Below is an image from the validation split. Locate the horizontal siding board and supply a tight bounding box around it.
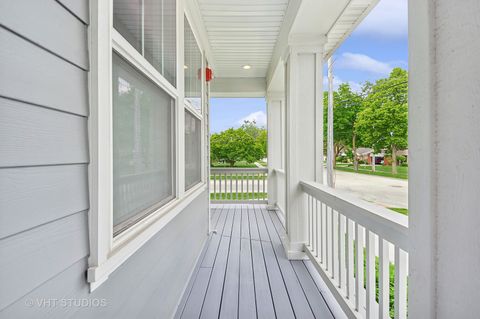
[1,192,209,318]
[0,258,90,319]
[0,28,88,116]
[0,0,88,69]
[0,211,89,310]
[56,0,89,24]
[0,97,89,167]
[0,164,89,239]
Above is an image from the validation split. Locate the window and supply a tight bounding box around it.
[112,53,175,235]
[88,0,207,291]
[185,110,202,189]
[113,0,177,85]
[184,16,202,112]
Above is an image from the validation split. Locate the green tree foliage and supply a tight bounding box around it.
[240,120,267,158]
[323,83,364,169]
[355,68,408,174]
[210,121,266,167]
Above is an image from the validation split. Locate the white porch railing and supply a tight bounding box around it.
[300,181,409,319]
[210,168,268,203]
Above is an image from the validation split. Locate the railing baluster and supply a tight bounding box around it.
[313,198,317,256]
[332,210,339,280]
[307,195,313,249]
[316,200,320,259]
[366,229,376,318]
[394,246,408,319]
[229,172,233,200]
[246,173,249,200]
[299,181,408,319]
[326,205,332,272]
[219,173,222,200]
[355,223,365,312]
[263,172,266,200]
[235,173,238,200]
[379,238,390,319]
[322,203,327,266]
[213,172,216,200]
[339,214,346,292]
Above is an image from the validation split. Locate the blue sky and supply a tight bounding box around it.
[210,0,408,133]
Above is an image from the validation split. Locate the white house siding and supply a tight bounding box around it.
[0,1,209,318]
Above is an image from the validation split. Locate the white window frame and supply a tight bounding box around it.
[184,13,204,118]
[87,0,207,291]
[184,12,206,190]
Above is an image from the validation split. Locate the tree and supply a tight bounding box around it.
[210,128,263,167]
[355,68,408,174]
[240,120,267,159]
[323,83,364,170]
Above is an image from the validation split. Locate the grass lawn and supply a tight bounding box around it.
[210,192,267,200]
[211,161,258,168]
[335,163,408,179]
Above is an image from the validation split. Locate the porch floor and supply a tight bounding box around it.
[175,204,335,319]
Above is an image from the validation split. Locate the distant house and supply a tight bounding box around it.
[356,147,384,164]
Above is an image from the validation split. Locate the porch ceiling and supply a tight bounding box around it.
[195,0,380,97]
[198,0,288,78]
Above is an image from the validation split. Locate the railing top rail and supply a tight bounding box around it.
[272,168,285,175]
[300,180,409,251]
[211,167,268,173]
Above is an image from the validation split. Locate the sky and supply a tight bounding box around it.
[210,0,408,133]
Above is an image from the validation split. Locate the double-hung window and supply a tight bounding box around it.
[111,0,177,234]
[88,0,206,291]
[184,16,203,190]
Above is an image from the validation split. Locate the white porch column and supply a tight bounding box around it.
[266,92,284,208]
[409,0,480,317]
[283,34,325,259]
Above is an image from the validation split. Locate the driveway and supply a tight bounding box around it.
[331,169,408,209]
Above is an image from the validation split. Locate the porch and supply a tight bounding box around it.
[175,204,335,319]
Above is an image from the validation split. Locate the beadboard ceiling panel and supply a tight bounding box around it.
[198,0,289,78]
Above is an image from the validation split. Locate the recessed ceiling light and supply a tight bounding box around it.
[242,65,251,70]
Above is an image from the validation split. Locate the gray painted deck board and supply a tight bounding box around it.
[262,208,316,319]
[251,239,276,319]
[261,240,296,319]
[239,238,256,319]
[291,261,334,319]
[240,205,250,239]
[177,204,334,319]
[202,206,228,268]
[247,206,260,241]
[254,206,271,242]
[179,267,212,319]
[231,208,242,238]
[200,236,231,319]
[220,236,241,319]
[222,206,235,237]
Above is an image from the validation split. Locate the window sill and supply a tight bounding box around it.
[87,183,207,291]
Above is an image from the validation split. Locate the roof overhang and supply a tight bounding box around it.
[187,0,380,97]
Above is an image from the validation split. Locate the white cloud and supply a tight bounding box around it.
[336,52,393,76]
[237,111,267,127]
[355,0,408,38]
[323,75,363,93]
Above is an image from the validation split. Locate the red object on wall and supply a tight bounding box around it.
[205,67,213,82]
